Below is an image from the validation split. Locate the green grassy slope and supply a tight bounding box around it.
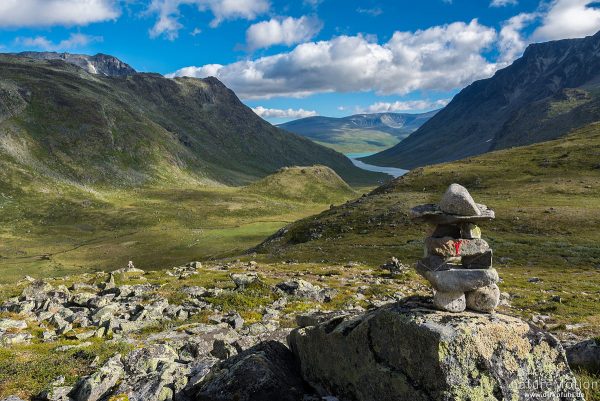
[244,165,356,203]
[0,175,360,283]
[0,54,384,186]
[254,122,600,333]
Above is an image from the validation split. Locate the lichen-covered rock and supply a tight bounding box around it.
[439,183,481,216]
[193,341,312,401]
[274,279,336,302]
[230,273,260,289]
[433,291,466,312]
[69,354,124,401]
[21,280,54,300]
[288,298,583,401]
[425,237,490,258]
[416,265,499,293]
[465,284,500,313]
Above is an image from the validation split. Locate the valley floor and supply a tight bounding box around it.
[0,184,362,283]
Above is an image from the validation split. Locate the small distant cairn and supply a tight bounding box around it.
[410,184,500,313]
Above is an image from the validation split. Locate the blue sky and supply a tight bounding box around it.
[1,0,599,123]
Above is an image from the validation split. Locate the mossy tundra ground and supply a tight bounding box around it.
[1,125,600,398]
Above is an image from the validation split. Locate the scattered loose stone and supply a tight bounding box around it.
[379,257,408,274]
[230,273,260,289]
[0,319,27,330]
[69,354,124,401]
[274,279,336,302]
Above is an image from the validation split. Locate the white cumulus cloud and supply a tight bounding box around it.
[147,0,270,40]
[498,12,538,64]
[252,106,318,119]
[15,33,103,51]
[496,0,600,65]
[169,19,498,99]
[532,0,600,41]
[490,0,518,7]
[0,0,120,27]
[246,16,322,50]
[360,99,450,113]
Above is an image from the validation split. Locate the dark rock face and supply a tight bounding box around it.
[566,339,600,374]
[192,341,312,401]
[289,299,584,401]
[364,30,600,169]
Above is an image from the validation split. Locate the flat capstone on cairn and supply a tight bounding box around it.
[410,183,500,313]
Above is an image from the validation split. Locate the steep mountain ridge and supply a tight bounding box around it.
[0,54,382,187]
[13,51,137,77]
[364,31,600,169]
[278,111,437,153]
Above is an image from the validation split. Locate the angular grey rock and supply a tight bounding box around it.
[70,292,95,307]
[433,291,466,312]
[465,284,500,313]
[418,255,453,272]
[461,249,493,269]
[439,183,481,216]
[379,257,408,274]
[295,311,350,328]
[425,237,489,258]
[69,354,124,401]
[124,344,178,375]
[410,203,495,224]
[223,312,244,330]
[1,396,26,401]
[230,273,260,289]
[193,341,311,401]
[460,223,482,239]
[38,385,73,401]
[566,339,600,373]
[21,280,53,300]
[49,314,72,335]
[0,319,27,330]
[275,279,336,302]
[210,339,239,360]
[416,265,499,293]
[288,299,584,401]
[0,332,32,345]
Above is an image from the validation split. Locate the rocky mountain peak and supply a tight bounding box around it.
[13,51,136,77]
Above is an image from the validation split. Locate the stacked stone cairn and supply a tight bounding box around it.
[410,183,500,313]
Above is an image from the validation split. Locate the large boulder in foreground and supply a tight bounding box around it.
[193,340,312,401]
[288,298,583,401]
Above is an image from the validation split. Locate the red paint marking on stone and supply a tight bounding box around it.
[454,240,463,256]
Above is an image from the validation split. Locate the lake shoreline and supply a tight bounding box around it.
[346,152,408,179]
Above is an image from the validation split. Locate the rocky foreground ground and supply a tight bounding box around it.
[0,260,597,400]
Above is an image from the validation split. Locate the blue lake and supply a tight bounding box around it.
[346,152,408,179]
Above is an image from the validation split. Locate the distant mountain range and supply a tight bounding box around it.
[364,30,600,169]
[278,111,438,154]
[0,53,383,187]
